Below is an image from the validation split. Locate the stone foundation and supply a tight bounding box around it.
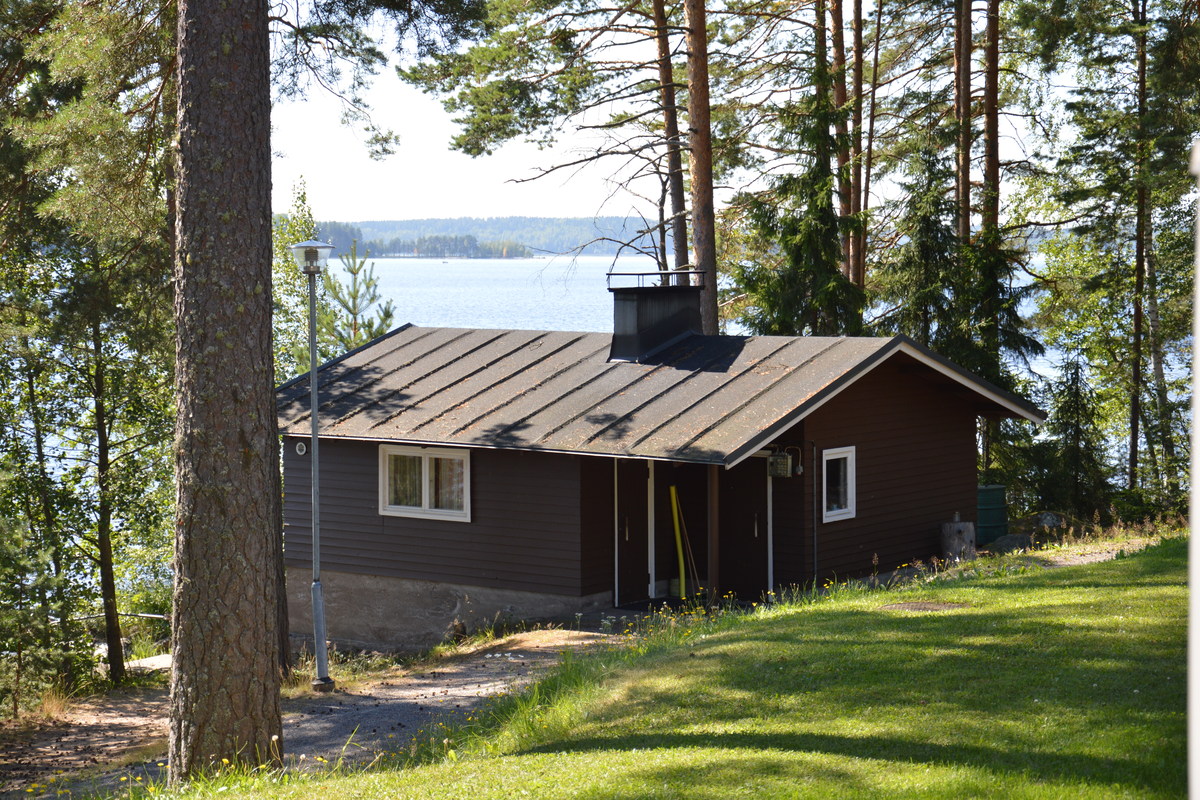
[285,567,612,653]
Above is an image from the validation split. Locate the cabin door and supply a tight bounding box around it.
[614,459,650,606]
[719,457,770,600]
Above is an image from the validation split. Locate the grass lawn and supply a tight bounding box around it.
[147,534,1187,799]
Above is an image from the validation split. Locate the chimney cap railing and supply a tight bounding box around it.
[606,269,706,290]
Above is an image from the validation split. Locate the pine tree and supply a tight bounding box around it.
[170,0,283,776]
[320,241,396,353]
[0,517,61,718]
[1014,0,1199,494]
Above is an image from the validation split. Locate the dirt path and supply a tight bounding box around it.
[1,629,611,799]
[1015,535,1157,568]
[281,628,610,768]
[0,689,168,796]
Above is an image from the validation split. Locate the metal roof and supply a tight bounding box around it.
[276,326,1044,467]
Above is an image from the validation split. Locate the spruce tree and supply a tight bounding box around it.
[872,133,960,348]
[1040,356,1113,519]
[730,0,862,337]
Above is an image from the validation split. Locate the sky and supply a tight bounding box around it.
[271,70,638,223]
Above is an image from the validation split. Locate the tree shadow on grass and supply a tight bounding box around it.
[523,540,1186,796]
[524,730,1148,791]
[688,539,1188,715]
[664,597,1185,720]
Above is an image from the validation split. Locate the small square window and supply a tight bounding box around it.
[379,445,470,521]
[822,446,856,522]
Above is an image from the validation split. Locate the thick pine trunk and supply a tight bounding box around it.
[814,0,832,334]
[860,0,884,287]
[1127,0,1147,491]
[169,0,283,780]
[954,0,972,246]
[683,0,719,333]
[980,0,1001,375]
[829,0,851,279]
[651,0,690,275]
[982,0,999,239]
[91,320,126,686]
[849,0,865,288]
[976,0,1003,466]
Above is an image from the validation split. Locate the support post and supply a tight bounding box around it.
[766,467,774,592]
[647,461,656,600]
[707,464,720,602]
[613,459,620,606]
[308,271,334,692]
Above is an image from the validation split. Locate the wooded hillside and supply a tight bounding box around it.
[319,217,665,257]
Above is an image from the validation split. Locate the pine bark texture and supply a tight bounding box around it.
[1128,0,1147,489]
[954,0,972,244]
[683,0,719,333]
[829,0,851,278]
[651,0,690,275]
[861,0,883,286]
[91,321,125,686]
[849,0,865,288]
[983,0,1000,237]
[169,0,283,780]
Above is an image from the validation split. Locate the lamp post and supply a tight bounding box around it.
[290,239,336,692]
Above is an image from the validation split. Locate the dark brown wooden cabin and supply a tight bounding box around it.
[276,286,1043,650]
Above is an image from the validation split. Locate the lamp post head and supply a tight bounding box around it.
[290,240,334,275]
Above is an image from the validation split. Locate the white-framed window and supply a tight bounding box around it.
[379,445,471,522]
[822,446,856,523]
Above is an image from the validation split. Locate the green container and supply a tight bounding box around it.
[977,485,1008,545]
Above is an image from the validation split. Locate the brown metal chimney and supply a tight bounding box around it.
[608,282,703,362]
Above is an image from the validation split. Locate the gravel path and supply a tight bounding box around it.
[1,629,611,798]
[282,629,609,766]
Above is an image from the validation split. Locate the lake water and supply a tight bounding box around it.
[335,254,659,332]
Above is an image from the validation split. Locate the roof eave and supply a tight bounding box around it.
[892,338,1047,424]
[722,336,1045,469]
[279,430,730,466]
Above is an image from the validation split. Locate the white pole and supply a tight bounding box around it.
[1186,143,1199,797]
[766,467,774,593]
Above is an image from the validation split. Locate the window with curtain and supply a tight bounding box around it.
[379,445,470,521]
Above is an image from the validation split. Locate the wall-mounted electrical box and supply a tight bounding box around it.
[767,452,793,478]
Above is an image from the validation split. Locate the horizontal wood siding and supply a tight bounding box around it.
[769,426,808,587]
[801,359,978,580]
[283,437,583,594]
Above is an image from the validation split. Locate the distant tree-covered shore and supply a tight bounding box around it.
[317,217,662,259]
